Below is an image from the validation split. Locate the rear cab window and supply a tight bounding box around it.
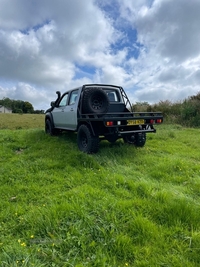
[104,89,122,103]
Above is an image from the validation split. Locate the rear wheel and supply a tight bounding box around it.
[77,124,99,153]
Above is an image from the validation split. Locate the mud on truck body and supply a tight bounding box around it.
[45,84,163,153]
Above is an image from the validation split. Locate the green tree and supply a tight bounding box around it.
[23,101,34,113]
[0,98,35,113]
[0,97,13,108]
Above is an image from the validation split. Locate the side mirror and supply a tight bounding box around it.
[51,101,55,107]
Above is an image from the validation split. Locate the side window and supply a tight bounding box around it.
[59,93,69,107]
[69,90,78,105]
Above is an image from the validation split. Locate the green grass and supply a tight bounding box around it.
[0,115,200,266]
[0,114,44,130]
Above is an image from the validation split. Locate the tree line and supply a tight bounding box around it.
[1,92,200,127]
[132,92,200,127]
[0,97,44,114]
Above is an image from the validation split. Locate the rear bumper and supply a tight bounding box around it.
[118,128,156,134]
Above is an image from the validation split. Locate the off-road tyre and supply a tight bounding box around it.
[45,119,59,136]
[82,88,109,114]
[135,133,146,147]
[77,124,99,153]
[134,133,146,147]
[123,133,146,147]
[123,134,135,144]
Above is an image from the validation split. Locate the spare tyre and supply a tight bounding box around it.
[82,87,109,114]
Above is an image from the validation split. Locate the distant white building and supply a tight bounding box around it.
[0,105,12,113]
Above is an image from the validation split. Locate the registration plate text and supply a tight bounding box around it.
[127,119,145,125]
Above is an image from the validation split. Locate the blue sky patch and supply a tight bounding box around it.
[20,19,51,35]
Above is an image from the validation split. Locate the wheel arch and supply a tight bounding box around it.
[77,121,98,137]
[45,113,55,128]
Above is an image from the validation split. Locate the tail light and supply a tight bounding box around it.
[106,121,114,126]
[150,119,162,124]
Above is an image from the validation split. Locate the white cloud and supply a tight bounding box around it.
[115,0,200,103]
[0,0,200,110]
[135,0,200,62]
[0,0,117,104]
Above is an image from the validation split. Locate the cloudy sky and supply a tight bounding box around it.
[0,0,200,110]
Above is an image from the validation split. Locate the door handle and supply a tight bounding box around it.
[70,108,74,111]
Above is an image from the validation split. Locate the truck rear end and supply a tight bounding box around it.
[78,84,163,147]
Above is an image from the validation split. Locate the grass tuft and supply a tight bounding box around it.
[0,116,200,266]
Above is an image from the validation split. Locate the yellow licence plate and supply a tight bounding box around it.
[127,119,144,125]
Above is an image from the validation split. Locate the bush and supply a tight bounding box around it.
[132,92,200,127]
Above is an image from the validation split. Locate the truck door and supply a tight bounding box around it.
[52,90,78,130]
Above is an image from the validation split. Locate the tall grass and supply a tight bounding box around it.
[0,114,44,130]
[0,115,200,266]
[133,92,200,127]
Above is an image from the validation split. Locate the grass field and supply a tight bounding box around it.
[0,114,44,130]
[0,114,200,266]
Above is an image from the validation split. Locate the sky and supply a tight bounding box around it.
[0,0,200,110]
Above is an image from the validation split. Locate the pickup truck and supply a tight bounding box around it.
[45,84,163,153]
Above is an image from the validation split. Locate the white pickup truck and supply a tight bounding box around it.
[45,84,163,153]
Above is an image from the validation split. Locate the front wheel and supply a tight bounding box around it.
[123,133,146,147]
[45,119,59,136]
[77,124,99,153]
[135,133,146,147]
